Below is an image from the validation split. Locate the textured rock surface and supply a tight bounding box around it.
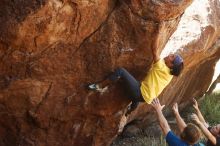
[0,0,219,146]
[131,0,220,127]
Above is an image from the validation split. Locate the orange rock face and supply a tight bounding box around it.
[0,0,219,146]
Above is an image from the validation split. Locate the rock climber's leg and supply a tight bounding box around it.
[109,68,144,114]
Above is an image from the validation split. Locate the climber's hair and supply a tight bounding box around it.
[180,123,201,145]
[170,62,184,76]
[170,54,184,76]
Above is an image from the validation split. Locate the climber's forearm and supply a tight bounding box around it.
[151,32,160,63]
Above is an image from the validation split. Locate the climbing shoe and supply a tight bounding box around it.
[88,83,108,94]
[88,83,100,91]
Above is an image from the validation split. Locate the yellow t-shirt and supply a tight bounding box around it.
[140,59,173,104]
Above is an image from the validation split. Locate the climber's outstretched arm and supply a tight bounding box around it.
[151,25,160,63]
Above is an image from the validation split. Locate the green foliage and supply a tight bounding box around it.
[138,135,167,146]
[198,93,220,125]
[111,135,167,146]
[159,135,167,146]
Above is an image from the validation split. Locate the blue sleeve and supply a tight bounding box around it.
[166,131,185,146]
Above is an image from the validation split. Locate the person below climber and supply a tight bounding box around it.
[88,30,184,114]
[191,98,220,146]
[151,98,201,146]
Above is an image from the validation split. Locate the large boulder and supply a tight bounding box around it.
[0,0,219,146]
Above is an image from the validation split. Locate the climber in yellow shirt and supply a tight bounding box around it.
[88,32,184,114]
